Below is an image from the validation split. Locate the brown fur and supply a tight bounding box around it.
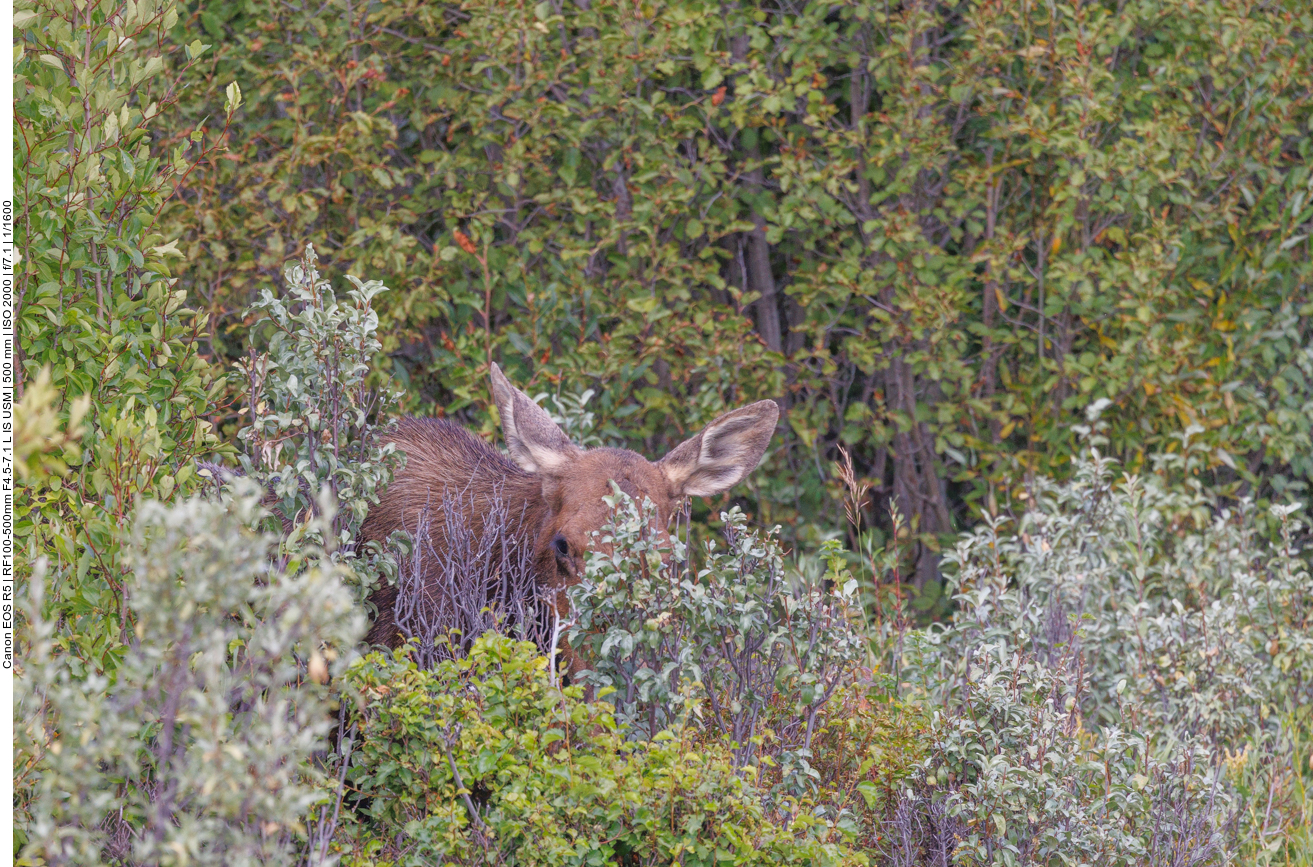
[360,366,780,651]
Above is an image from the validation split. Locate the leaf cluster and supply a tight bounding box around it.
[17,484,365,866]
[15,0,233,667]
[339,635,860,867]
[230,243,406,608]
[567,494,870,797]
[161,0,1313,603]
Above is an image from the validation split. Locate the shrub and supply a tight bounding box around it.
[15,0,231,660]
[918,449,1312,754]
[15,177,400,865]
[167,0,1313,597]
[1228,706,1313,866]
[880,443,1313,865]
[226,243,405,609]
[17,484,364,866]
[338,635,860,867]
[886,645,1232,867]
[566,495,868,791]
[804,679,929,848]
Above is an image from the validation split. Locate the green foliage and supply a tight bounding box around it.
[339,635,859,867]
[1231,708,1313,867]
[163,0,1313,599]
[14,0,1313,863]
[13,24,401,855]
[540,386,608,449]
[14,0,230,667]
[886,446,1313,865]
[13,237,399,863]
[920,449,1312,752]
[900,647,1231,866]
[567,494,868,793]
[16,484,365,866]
[14,369,90,487]
[803,680,928,846]
[230,243,405,607]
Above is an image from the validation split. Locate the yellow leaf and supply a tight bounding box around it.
[151,240,185,259]
[225,80,243,114]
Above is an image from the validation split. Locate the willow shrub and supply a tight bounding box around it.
[14,0,232,669]
[16,484,365,866]
[13,236,400,863]
[227,243,405,610]
[890,648,1233,867]
[918,450,1312,751]
[165,0,1313,604]
[567,495,869,794]
[891,440,1313,864]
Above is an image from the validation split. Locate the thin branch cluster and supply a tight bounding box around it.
[393,480,553,669]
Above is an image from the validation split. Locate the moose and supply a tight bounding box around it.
[360,364,779,656]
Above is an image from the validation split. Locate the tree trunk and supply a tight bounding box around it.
[728,22,782,354]
[744,191,782,354]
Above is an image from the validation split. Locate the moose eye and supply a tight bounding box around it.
[552,534,571,560]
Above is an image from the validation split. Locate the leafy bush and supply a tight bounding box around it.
[165,0,1313,598]
[15,0,231,662]
[567,495,868,790]
[225,243,404,608]
[17,484,364,866]
[1229,706,1313,867]
[888,645,1232,867]
[14,369,90,490]
[918,449,1312,753]
[875,444,1313,865]
[338,635,860,867]
[14,116,402,863]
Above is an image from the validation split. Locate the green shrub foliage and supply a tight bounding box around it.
[567,494,868,792]
[893,646,1233,866]
[164,0,1313,599]
[14,0,231,667]
[17,485,365,866]
[13,0,1313,862]
[14,118,403,862]
[228,243,405,608]
[882,444,1313,865]
[920,448,1312,752]
[340,635,860,867]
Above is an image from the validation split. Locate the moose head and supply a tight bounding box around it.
[488,363,779,587]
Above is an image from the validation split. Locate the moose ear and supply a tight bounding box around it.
[658,400,779,498]
[490,363,581,475]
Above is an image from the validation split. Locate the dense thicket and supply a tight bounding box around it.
[162,0,1313,599]
[12,0,1313,863]
[15,0,232,664]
